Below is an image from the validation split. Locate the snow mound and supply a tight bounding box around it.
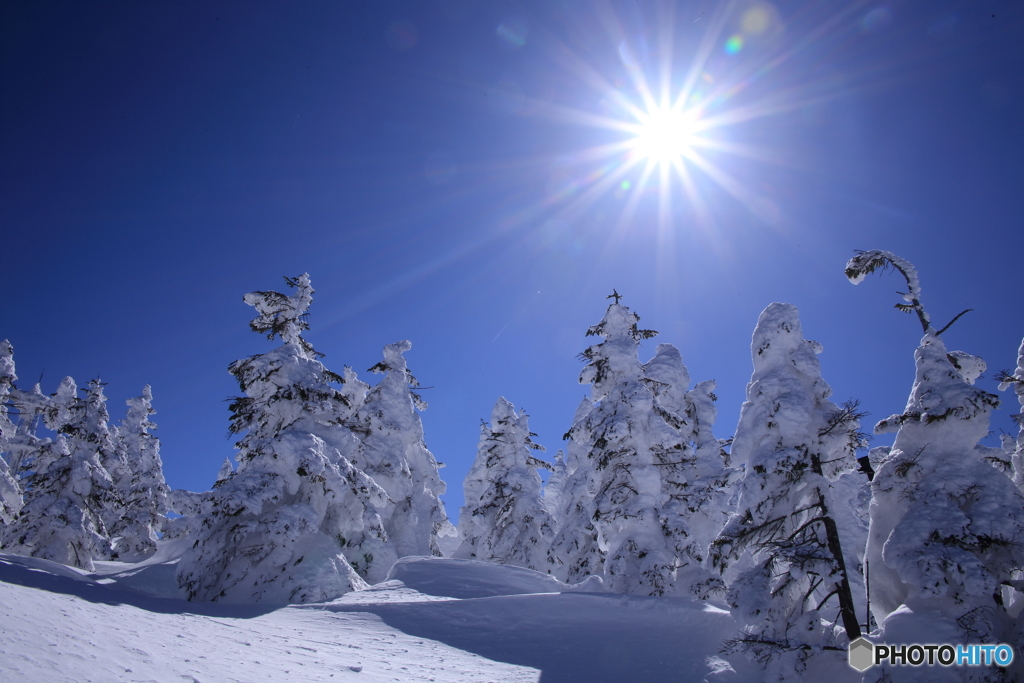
[0,550,774,683]
[385,556,603,598]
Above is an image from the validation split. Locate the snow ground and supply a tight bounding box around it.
[0,552,815,683]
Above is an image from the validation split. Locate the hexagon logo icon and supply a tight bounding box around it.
[849,637,874,672]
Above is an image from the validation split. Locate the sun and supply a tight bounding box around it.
[629,105,699,166]
[519,0,848,244]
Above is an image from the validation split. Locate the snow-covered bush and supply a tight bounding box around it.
[848,251,1024,683]
[454,397,554,570]
[175,274,389,603]
[710,303,865,680]
[351,340,454,565]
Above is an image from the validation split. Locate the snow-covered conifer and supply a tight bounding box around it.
[997,338,1024,492]
[79,379,128,542]
[111,385,170,561]
[644,344,737,597]
[848,251,1024,683]
[215,457,234,486]
[546,396,603,583]
[710,303,865,679]
[549,296,712,597]
[0,340,24,524]
[351,340,453,564]
[454,398,554,570]
[1,377,118,570]
[3,382,51,478]
[543,449,567,524]
[339,365,370,414]
[996,339,1024,619]
[308,361,399,583]
[175,274,389,603]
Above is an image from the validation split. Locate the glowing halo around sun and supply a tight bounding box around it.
[627,105,700,166]
[522,0,836,248]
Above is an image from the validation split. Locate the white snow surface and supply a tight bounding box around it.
[0,551,791,683]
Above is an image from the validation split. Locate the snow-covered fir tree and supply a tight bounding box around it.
[848,250,1024,683]
[643,343,737,598]
[997,338,1024,618]
[175,274,389,603]
[454,397,554,570]
[81,379,130,544]
[1,377,118,570]
[997,338,1024,493]
[710,302,865,681]
[110,385,170,561]
[549,294,719,597]
[312,361,403,583]
[0,340,24,524]
[546,395,602,583]
[2,381,52,486]
[214,456,234,486]
[542,449,567,524]
[339,364,370,413]
[351,340,454,564]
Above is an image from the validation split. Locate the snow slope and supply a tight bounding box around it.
[0,552,790,683]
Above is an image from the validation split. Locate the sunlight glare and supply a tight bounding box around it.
[631,106,698,165]
[530,0,832,245]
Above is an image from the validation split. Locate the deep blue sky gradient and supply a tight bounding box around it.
[3,0,1022,517]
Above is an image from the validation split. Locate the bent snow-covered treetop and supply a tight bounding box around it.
[243,273,318,357]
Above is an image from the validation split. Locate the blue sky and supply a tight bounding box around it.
[3,0,1022,518]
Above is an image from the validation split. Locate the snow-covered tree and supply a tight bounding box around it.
[110,385,170,561]
[644,343,738,597]
[997,338,1024,492]
[214,456,234,486]
[996,339,1024,619]
[546,395,603,583]
[848,251,1024,683]
[454,397,554,570]
[78,379,129,543]
[543,449,567,523]
[3,382,52,481]
[294,359,397,584]
[339,365,370,414]
[1,377,118,570]
[548,295,717,597]
[175,274,389,603]
[0,340,24,524]
[710,303,865,680]
[351,340,454,564]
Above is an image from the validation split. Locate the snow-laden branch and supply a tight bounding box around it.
[844,250,972,336]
